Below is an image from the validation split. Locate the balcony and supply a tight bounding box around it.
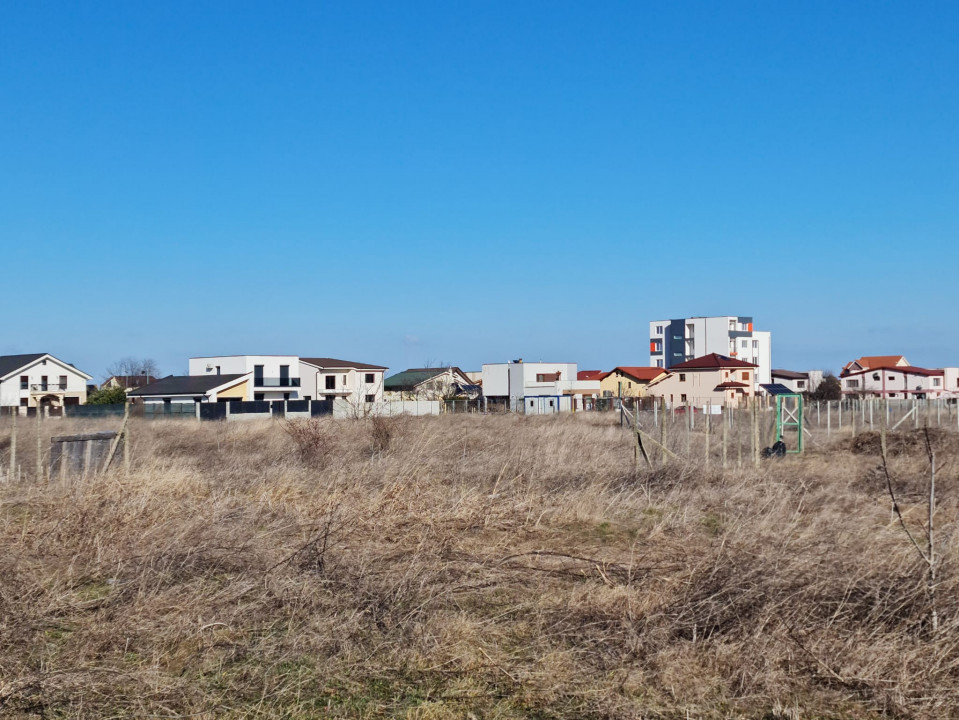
[253,377,302,388]
[31,383,68,392]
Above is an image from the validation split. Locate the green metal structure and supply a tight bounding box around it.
[775,393,804,453]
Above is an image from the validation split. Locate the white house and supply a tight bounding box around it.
[299,357,387,406]
[0,353,93,412]
[839,356,959,399]
[481,360,600,412]
[189,355,302,401]
[649,316,772,386]
[189,355,388,406]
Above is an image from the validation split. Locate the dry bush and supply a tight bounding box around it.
[0,413,958,718]
[368,415,395,454]
[281,417,336,466]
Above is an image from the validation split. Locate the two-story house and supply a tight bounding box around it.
[300,358,387,405]
[0,353,93,412]
[645,353,758,408]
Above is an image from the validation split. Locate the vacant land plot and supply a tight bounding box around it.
[0,413,957,718]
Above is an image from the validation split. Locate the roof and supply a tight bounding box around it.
[608,366,667,382]
[129,374,247,397]
[0,353,92,381]
[760,383,799,396]
[577,370,607,381]
[0,353,46,379]
[842,355,908,374]
[715,381,751,389]
[301,357,387,371]
[771,369,808,380]
[669,353,758,370]
[385,367,468,391]
[843,364,943,378]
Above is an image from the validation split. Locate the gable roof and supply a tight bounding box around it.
[577,370,607,381]
[385,367,470,391]
[129,374,247,397]
[608,366,667,382]
[669,353,758,370]
[301,357,387,371]
[0,353,46,379]
[842,355,908,375]
[0,353,93,381]
[842,364,943,378]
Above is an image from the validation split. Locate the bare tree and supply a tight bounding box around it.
[105,357,162,381]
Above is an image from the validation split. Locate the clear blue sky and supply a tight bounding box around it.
[2,1,957,379]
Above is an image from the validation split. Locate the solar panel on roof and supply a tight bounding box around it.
[760,383,798,396]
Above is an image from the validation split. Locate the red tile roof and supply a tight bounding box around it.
[843,365,943,378]
[609,366,666,382]
[669,353,758,370]
[715,381,750,389]
[577,370,607,381]
[841,355,907,375]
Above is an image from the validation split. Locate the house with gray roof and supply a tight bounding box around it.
[0,353,93,412]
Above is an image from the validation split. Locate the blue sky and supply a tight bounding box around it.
[2,1,957,379]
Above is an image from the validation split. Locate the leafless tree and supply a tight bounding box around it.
[105,357,162,381]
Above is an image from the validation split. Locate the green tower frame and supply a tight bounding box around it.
[775,393,804,454]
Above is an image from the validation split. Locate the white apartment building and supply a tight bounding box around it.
[189,355,387,405]
[0,353,93,411]
[649,316,771,386]
[481,360,600,413]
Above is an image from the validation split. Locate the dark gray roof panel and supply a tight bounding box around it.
[129,374,247,397]
[0,353,47,379]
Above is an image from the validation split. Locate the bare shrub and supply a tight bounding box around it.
[368,415,394,454]
[282,417,335,466]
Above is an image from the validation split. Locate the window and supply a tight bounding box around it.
[680,394,687,403]
[254,393,265,401]
[20,398,28,407]
[656,359,663,368]
[365,394,375,403]
[752,340,758,348]
[933,378,941,387]
[679,373,686,382]
[19,375,27,390]
[365,373,375,383]
[283,392,291,400]
[254,365,264,382]
[280,365,290,386]
[889,393,897,398]
[163,398,171,405]
[741,372,750,381]
[342,374,347,386]
[741,340,748,348]
[848,379,860,388]
[40,375,48,391]
[59,375,67,389]
[216,366,221,375]
[325,376,336,390]
[872,373,880,381]
[655,325,663,334]
[797,380,805,389]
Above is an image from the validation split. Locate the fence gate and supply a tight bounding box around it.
[775,394,804,453]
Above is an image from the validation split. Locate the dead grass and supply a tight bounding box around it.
[0,413,957,718]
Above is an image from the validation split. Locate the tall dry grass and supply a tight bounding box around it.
[0,413,957,718]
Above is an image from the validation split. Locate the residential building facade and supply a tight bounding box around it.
[299,358,387,405]
[599,367,666,398]
[384,367,476,401]
[0,353,92,411]
[481,360,599,412]
[645,353,758,408]
[839,357,959,399]
[770,369,824,395]
[649,316,771,386]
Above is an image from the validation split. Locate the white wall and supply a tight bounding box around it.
[0,355,91,407]
[190,356,301,400]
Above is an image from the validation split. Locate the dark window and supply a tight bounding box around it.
[20,375,28,389]
[283,392,291,401]
[325,376,336,390]
[163,398,172,405]
[365,373,375,383]
[254,365,264,382]
[59,375,67,389]
[365,394,375,403]
[681,394,687,402]
[679,374,686,382]
[215,366,221,375]
[280,365,290,386]
[40,375,48,391]
[20,398,28,407]
[254,393,265,401]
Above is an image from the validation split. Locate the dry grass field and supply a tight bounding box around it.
[1,413,958,719]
